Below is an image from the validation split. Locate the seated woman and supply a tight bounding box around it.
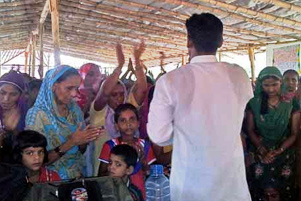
[13,130,61,183]
[246,67,300,201]
[26,65,104,179]
[0,70,27,163]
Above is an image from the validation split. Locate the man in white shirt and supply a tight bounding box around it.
[147,13,253,201]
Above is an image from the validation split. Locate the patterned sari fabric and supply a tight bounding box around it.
[247,67,300,201]
[26,66,85,180]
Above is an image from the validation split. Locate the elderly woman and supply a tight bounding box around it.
[246,67,300,201]
[0,70,27,163]
[26,65,103,179]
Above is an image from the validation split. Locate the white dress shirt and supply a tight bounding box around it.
[147,55,253,201]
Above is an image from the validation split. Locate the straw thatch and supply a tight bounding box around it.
[1,0,301,67]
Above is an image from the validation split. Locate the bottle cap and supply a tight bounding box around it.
[150,164,164,175]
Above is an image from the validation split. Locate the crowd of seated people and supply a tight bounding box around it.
[2,36,301,201]
[0,42,171,201]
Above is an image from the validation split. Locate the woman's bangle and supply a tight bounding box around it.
[279,147,284,153]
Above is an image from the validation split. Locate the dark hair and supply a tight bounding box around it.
[111,144,138,167]
[114,103,139,123]
[185,13,223,53]
[260,75,281,115]
[28,79,42,91]
[146,76,155,85]
[148,85,155,108]
[13,130,48,164]
[55,67,80,83]
[283,69,299,78]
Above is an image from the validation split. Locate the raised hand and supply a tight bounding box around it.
[133,40,146,65]
[128,58,134,72]
[116,43,125,68]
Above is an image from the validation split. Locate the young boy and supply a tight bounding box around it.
[98,103,156,197]
[109,144,144,201]
[13,130,61,183]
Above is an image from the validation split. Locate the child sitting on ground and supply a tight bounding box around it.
[13,130,61,183]
[98,103,156,197]
[109,144,144,201]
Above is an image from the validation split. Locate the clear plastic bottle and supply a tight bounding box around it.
[145,165,170,201]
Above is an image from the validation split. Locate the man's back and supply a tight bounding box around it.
[147,55,253,201]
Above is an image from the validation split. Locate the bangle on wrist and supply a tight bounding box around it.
[54,146,65,157]
[279,147,284,153]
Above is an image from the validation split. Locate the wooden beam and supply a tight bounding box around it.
[25,47,29,74]
[32,34,37,77]
[196,0,301,28]
[49,0,61,66]
[0,50,25,66]
[156,0,301,34]
[39,23,44,78]
[257,0,301,13]
[248,45,255,82]
[40,0,50,24]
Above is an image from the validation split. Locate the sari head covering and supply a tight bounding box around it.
[248,66,294,148]
[105,80,128,138]
[0,70,25,92]
[0,70,27,132]
[77,63,105,110]
[26,65,85,179]
[254,66,283,97]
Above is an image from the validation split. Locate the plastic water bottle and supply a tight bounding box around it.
[145,165,170,201]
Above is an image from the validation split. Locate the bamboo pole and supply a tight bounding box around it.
[0,50,25,66]
[0,1,44,8]
[196,0,301,28]
[182,55,186,66]
[40,0,50,24]
[25,49,29,74]
[50,0,61,66]
[257,0,301,13]
[32,34,36,77]
[39,23,44,78]
[156,0,301,33]
[248,45,255,82]
[28,47,32,76]
[112,0,299,40]
[218,52,222,62]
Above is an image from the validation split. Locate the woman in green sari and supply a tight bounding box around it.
[246,67,300,201]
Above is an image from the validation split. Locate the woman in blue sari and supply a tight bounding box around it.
[26,65,103,179]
